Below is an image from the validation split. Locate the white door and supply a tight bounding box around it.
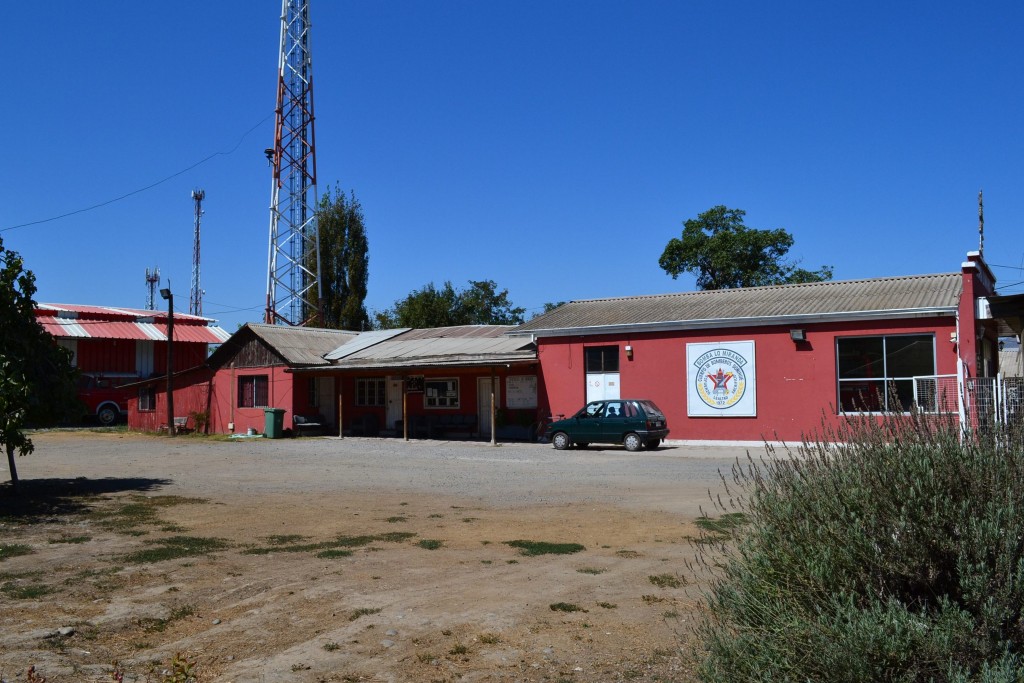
[386,377,404,429]
[477,377,500,436]
[586,373,620,402]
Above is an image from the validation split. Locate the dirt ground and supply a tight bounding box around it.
[0,431,746,683]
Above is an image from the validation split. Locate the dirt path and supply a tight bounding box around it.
[0,432,748,682]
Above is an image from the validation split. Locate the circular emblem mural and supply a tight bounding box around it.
[693,348,747,410]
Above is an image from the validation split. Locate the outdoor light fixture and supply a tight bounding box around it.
[789,329,806,343]
[625,345,634,360]
[160,288,170,300]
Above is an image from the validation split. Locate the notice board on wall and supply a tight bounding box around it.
[505,375,538,409]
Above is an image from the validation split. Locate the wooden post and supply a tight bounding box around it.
[342,376,350,440]
[490,367,497,446]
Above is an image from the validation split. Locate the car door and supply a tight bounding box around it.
[597,400,627,442]
[573,401,606,443]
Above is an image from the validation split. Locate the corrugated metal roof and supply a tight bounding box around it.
[37,302,214,324]
[244,323,360,366]
[38,318,231,343]
[326,325,536,370]
[513,272,964,336]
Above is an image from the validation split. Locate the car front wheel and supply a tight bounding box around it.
[624,432,643,452]
[551,431,572,450]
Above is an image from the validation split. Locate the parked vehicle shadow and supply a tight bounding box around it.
[0,477,172,520]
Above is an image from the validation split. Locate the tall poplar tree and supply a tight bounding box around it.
[311,185,370,330]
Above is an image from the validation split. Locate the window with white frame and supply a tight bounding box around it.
[425,378,459,408]
[238,375,269,408]
[837,334,935,412]
[356,377,386,407]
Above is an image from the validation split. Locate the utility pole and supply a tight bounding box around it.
[190,189,205,316]
[265,0,321,326]
[160,284,176,437]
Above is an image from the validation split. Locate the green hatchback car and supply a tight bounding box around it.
[545,399,670,451]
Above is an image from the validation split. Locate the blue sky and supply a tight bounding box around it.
[3,1,1023,331]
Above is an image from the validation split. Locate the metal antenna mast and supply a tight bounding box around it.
[265,0,320,326]
[145,267,161,310]
[189,189,205,316]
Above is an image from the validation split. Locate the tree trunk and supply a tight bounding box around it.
[6,442,18,492]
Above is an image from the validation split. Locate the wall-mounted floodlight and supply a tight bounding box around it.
[789,329,806,343]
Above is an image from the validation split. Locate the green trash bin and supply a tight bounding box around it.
[264,408,286,439]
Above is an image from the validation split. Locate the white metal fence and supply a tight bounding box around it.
[916,373,1024,429]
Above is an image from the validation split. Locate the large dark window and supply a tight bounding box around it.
[837,334,935,412]
[425,378,459,408]
[238,375,269,408]
[585,346,620,373]
[356,378,386,407]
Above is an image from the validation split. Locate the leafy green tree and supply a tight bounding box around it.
[310,185,370,330]
[658,205,832,289]
[374,280,525,329]
[0,237,78,490]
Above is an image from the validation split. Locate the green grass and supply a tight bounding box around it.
[348,607,381,621]
[648,573,685,588]
[1,582,55,599]
[48,535,91,544]
[505,540,586,556]
[418,539,444,550]
[89,495,207,534]
[549,602,587,613]
[577,567,607,575]
[316,549,354,559]
[266,534,308,545]
[0,543,34,560]
[386,516,407,523]
[245,531,418,556]
[120,536,230,564]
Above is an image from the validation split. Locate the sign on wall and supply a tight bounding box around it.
[686,341,756,417]
[505,375,538,409]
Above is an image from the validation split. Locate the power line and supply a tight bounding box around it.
[1,112,274,233]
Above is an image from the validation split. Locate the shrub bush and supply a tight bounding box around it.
[696,412,1024,682]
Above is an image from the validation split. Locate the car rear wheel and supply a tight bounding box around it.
[624,432,643,452]
[97,405,119,426]
[552,431,572,450]
[645,439,661,450]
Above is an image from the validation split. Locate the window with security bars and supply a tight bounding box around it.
[238,375,269,408]
[837,334,935,412]
[585,346,619,373]
[356,378,386,407]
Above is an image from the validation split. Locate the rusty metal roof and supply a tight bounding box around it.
[233,323,360,367]
[324,325,536,370]
[512,272,964,337]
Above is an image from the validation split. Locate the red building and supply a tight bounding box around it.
[36,303,231,424]
[513,252,1021,445]
[127,324,538,439]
